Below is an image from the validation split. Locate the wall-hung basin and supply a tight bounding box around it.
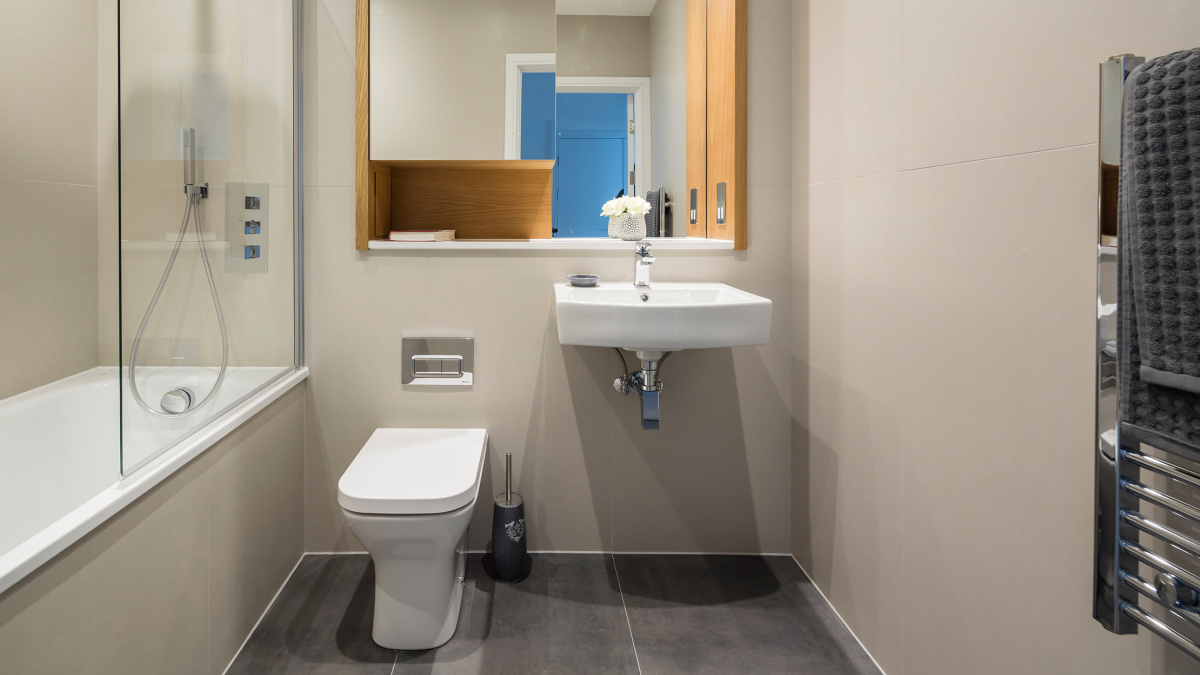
[556,281,770,431]
[554,282,772,357]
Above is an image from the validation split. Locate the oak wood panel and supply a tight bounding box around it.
[686,0,707,238]
[372,163,391,238]
[705,0,747,250]
[381,160,554,240]
[354,0,371,250]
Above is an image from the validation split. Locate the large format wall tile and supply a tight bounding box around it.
[118,186,295,369]
[902,0,1200,170]
[208,386,304,674]
[799,0,903,184]
[303,0,357,188]
[796,173,903,674]
[0,180,99,399]
[898,146,1137,674]
[748,0,794,188]
[0,2,98,186]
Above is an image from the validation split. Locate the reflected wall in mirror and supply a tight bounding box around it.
[552,0,686,238]
[369,0,555,160]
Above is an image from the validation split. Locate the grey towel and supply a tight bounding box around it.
[645,189,663,238]
[1124,48,1200,392]
[1121,48,1200,446]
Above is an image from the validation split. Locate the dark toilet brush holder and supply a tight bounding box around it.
[483,453,532,584]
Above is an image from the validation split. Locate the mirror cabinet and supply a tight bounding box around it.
[354,0,745,249]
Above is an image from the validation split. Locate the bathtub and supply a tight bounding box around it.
[0,365,307,595]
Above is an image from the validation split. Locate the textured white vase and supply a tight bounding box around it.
[611,213,646,241]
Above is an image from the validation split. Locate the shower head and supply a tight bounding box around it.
[180,128,196,186]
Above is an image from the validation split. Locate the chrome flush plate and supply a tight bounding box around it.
[402,337,474,386]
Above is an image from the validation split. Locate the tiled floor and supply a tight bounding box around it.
[227,553,879,675]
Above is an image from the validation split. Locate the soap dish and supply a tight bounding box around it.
[567,274,599,287]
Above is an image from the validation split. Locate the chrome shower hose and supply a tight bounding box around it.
[128,191,229,418]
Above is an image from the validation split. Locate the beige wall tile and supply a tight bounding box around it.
[119,0,294,188]
[902,0,1200,169]
[0,180,99,400]
[556,15,650,78]
[208,385,304,673]
[799,0,902,184]
[899,147,1138,674]
[98,0,120,189]
[370,0,555,160]
[303,0,357,188]
[748,0,794,189]
[649,0,688,203]
[98,188,121,366]
[118,185,294,369]
[0,2,99,186]
[795,173,903,673]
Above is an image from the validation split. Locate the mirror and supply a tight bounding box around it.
[553,0,686,237]
[369,0,556,160]
[368,0,687,239]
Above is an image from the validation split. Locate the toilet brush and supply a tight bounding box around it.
[484,453,531,583]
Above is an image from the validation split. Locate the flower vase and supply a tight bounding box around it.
[611,213,646,241]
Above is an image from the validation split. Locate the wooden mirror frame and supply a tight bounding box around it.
[355,0,746,250]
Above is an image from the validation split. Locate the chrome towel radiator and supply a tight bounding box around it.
[1093,53,1200,663]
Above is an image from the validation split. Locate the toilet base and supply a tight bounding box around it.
[342,500,474,650]
[372,559,464,650]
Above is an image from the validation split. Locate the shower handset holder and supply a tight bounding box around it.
[181,128,208,199]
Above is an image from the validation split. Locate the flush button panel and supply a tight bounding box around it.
[225,183,268,273]
[402,337,473,386]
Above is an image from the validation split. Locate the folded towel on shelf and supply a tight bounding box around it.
[645,188,664,237]
[1120,48,1200,447]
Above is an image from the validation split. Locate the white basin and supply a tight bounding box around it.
[555,282,772,355]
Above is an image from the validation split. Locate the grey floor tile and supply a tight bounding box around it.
[393,553,640,675]
[614,555,879,675]
[226,554,396,675]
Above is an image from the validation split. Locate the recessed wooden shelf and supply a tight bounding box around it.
[363,160,554,244]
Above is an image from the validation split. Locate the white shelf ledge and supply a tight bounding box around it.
[366,236,734,251]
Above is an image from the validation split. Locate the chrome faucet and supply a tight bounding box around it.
[633,241,655,287]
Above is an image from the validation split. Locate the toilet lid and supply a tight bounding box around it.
[338,428,488,515]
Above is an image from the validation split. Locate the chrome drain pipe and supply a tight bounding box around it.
[613,349,670,430]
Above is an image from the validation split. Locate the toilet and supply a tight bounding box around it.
[338,428,488,650]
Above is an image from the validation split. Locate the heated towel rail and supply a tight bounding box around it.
[1093,53,1200,663]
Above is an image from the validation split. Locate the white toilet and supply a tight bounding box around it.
[338,428,488,650]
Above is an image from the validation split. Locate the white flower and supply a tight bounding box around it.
[600,198,624,218]
[601,195,651,218]
[623,196,651,216]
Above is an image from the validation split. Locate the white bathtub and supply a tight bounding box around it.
[0,365,307,594]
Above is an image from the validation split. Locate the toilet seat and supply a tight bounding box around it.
[338,428,487,515]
